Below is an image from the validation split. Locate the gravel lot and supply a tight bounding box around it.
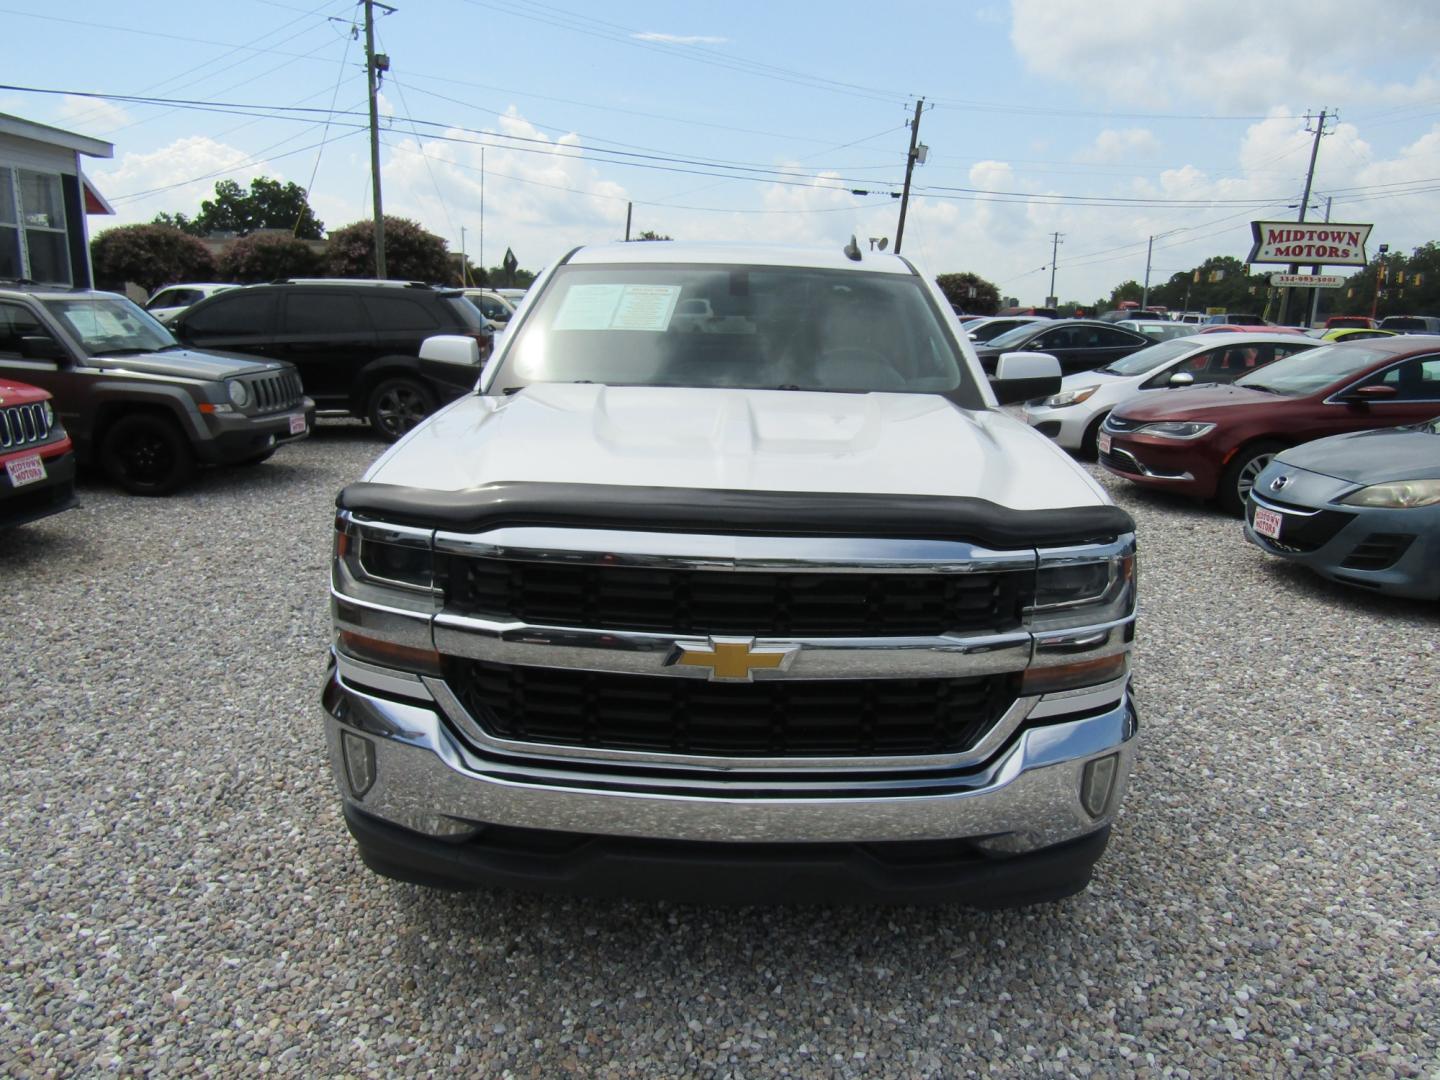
[2,422,1437,1077]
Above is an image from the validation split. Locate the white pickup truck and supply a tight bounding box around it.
[323,242,1138,906]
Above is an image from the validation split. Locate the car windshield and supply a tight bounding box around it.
[983,323,1041,349]
[1235,343,1393,396]
[1102,337,1202,375]
[488,263,975,400]
[42,296,177,355]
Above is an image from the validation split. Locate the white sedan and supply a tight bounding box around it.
[1021,332,1318,455]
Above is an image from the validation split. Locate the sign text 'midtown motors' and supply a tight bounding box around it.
[1246,221,1373,266]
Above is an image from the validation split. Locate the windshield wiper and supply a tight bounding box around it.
[1240,383,1280,394]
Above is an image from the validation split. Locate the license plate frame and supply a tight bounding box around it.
[289,414,307,435]
[5,453,46,488]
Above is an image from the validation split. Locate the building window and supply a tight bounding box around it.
[1,168,72,285]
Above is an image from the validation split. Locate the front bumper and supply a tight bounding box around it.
[0,441,78,528]
[198,398,316,464]
[1022,401,1097,451]
[1099,433,1217,496]
[322,663,1138,902]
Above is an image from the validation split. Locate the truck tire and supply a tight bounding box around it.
[1218,439,1285,517]
[100,413,197,496]
[367,377,434,442]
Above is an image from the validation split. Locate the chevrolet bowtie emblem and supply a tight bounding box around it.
[667,637,801,682]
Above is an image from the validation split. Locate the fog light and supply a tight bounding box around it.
[342,731,376,798]
[1080,753,1119,818]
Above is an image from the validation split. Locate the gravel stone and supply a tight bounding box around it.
[1,422,1436,1077]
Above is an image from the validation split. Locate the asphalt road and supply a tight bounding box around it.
[2,422,1436,1077]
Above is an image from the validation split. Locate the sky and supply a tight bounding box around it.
[5,0,1440,305]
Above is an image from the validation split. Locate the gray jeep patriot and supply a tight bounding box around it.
[0,284,314,495]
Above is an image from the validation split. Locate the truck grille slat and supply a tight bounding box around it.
[0,402,51,450]
[445,659,1015,758]
[443,559,1028,636]
[243,371,304,414]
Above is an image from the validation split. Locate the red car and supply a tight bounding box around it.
[1,380,77,529]
[1098,336,1440,514]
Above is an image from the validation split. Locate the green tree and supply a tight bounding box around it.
[1106,280,1143,311]
[219,232,322,282]
[486,263,536,289]
[635,230,672,241]
[91,224,217,293]
[151,210,200,235]
[934,272,1000,315]
[190,177,324,239]
[326,216,453,281]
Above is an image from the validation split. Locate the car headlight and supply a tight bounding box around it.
[1339,479,1440,508]
[334,515,434,592]
[1043,385,1098,408]
[227,379,250,408]
[1134,421,1215,439]
[42,400,54,426]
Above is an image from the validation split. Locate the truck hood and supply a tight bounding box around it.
[367,384,1107,511]
[1275,424,1440,483]
[87,348,285,380]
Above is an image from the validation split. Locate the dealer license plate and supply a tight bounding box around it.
[5,453,45,487]
[1253,506,1283,540]
[1097,431,1112,455]
[289,414,307,435]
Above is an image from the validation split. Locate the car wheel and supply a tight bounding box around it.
[1218,439,1285,517]
[1080,413,1109,460]
[100,413,197,496]
[367,378,435,442]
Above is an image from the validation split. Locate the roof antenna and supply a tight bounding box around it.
[843,235,862,262]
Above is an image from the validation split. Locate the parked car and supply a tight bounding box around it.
[1314,327,1397,343]
[462,288,515,325]
[1097,309,1165,323]
[1098,336,1440,514]
[964,315,1050,343]
[322,240,1140,906]
[996,305,1058,318]
[1377,315,1440,334]
[0,378,77,527]
[0,285,313,495]
[1324,315,1376,330]
[973,319,1152,376]
[1114,320,1194,342]
[1024,333,1317,456]
[1172,312,1206,324]
[1199,323,1305,335]
[171,279,493,441]
[1201,313,1268,326]
[1244,415,1440,600]
[144,283,237,325]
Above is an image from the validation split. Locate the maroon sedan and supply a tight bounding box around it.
[1098,336,1440,514]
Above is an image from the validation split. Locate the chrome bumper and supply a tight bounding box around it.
[323,665,1138,853]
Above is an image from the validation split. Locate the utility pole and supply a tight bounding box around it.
[364,0,395,279]
[1308,195,1333,327]
[1277,109,1332,324]
[1048,232,1064,307]
[459,225,467,287]
[625,202,632,242]
[1141,234,1154,309]
[894,98,926,255]
[479,147,484,279]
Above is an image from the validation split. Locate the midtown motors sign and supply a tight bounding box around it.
[1247,221,1373,266]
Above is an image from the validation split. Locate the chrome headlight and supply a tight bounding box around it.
[1340,479,1440,509]
[1025,538,1136,632]
[1043,385,1098,408]
[1134,421,1215,439]
[227,379,250,408]
[334,514,435,593]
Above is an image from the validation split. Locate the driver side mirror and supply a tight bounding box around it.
[20,335,66,362]
[1168,371,1195,387]
[991,351,1062,405]
[1341,383,1399,403]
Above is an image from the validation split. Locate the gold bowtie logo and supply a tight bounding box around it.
[667,637,800,682]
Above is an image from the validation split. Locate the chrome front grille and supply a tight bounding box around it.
[0,402,51,450]
[246,370,304,413]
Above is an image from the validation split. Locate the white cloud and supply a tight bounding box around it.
[1076,128,1159,164]
[631,32,728,45]
[88,136,277,228]
[55,94,133,137]
[1010,0,1440,110]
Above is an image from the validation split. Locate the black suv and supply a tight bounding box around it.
[0,284,313,495]
[172,280,493,439]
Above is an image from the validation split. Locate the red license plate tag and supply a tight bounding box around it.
[1253,506,1283,539]
[5,453,46,487]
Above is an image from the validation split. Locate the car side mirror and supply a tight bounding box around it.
[1341,383,1398,403]
[991,350,1062,405]
[1168,371,1195,387]
[20,335,66,362]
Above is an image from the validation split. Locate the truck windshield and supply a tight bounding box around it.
[487,263,976,401]
[42,296,177,356]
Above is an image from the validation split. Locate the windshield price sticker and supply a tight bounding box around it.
[1253,507,1283,540]
[5,454,46,487]
[554,284,682,332]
